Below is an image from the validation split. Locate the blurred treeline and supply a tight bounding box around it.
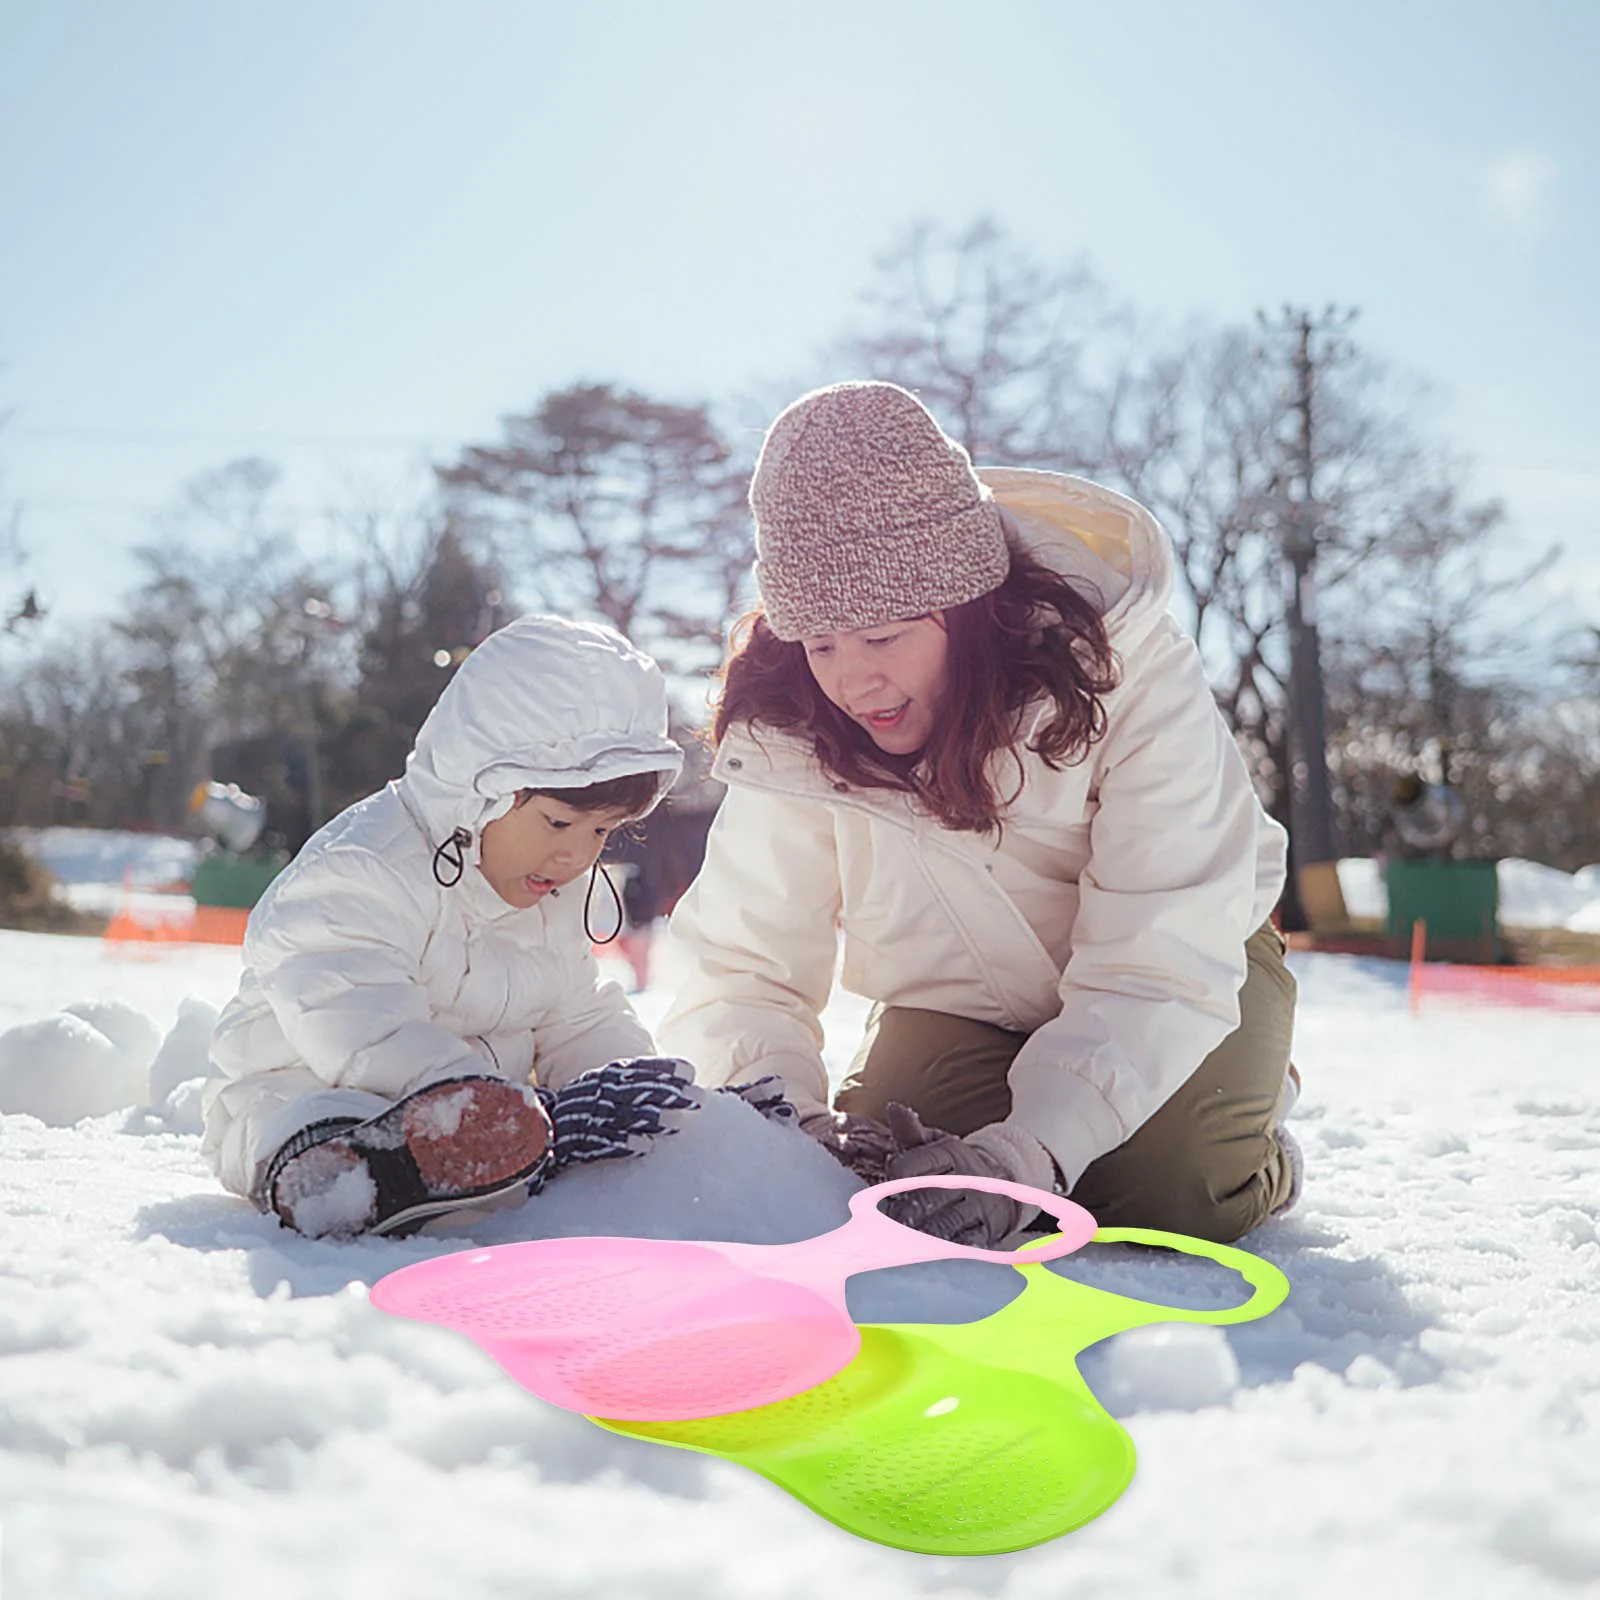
[2,220,1597,875]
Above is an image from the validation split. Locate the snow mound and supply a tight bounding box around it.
[146,996,219,1106]
[61,998,162,1080]
[456,1088,1030,1326]
[0,993,218,1126]
[484,1086,861,1246]
[1334,857,1385,920]
[1335,856,1600,932]
[1497,858,1598,929]
[161,1075,208,1134]
[0,1012,148,1125]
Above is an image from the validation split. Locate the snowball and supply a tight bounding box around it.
[146,996,220,1106]
[0,1012,148,1125]
[1093,1323,1242,1412]
[162,1077,208,1135]
[61,999,162,1080]
[1344,1353,1399,1389]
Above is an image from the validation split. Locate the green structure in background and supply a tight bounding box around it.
[1384,857,1502,961]
[188,782,286,915]
[189,849,286,911]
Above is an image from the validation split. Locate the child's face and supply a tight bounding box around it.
[478,796,634,910]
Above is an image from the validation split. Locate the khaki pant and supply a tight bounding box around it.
[834,922,1298,1242]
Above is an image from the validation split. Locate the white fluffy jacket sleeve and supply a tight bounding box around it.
[525,938,658,1091]
[1003,615,1271,1189]
[655,783,842,1116]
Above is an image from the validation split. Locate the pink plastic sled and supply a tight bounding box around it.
[370,1174,1095,1420]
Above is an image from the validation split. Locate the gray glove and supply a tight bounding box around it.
[880,1101,1060,1248]
[799,1108,899,1184]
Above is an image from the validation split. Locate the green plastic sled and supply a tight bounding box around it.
[591,1227,1289,1556]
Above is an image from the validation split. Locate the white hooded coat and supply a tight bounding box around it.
[656,470,1289,1193]
[202,615,684,1203]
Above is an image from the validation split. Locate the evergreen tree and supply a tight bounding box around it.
[326,522,512,807]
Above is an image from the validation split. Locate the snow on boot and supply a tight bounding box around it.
[265,1076,554,1239]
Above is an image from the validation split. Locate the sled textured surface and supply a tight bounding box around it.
[592,1227,1289,1556]
[369,1174,1096,1420]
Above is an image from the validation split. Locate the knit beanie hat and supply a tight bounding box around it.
[750,381,1011,641]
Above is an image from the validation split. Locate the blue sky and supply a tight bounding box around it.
[2,0,1596,628]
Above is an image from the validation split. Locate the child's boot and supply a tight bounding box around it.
[264,1076,554,1239]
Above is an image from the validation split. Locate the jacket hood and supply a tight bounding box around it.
[400,614,684,858]
[980,468,1174,651]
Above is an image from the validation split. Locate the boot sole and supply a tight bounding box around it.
[274,1077,551,1239]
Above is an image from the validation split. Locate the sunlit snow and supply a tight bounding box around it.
[1,891,1597,1598]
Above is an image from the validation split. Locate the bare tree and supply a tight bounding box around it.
[1094,319,1544,851]
[1320,467,1564,858]
[825,216,1115,467]
[819,226,1581,868]
[113,458,357,830]
[0,402,37,633]
[0,635,148,828]
[323,515,513,812]
[437,384,748,678]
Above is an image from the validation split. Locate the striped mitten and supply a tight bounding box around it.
[527,1056,700,1195]
[714,1073,801,1127]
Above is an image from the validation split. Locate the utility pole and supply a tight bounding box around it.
[1258,305,1354,872]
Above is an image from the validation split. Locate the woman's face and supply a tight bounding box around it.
[478,795,631,909]
[800,614,950,756]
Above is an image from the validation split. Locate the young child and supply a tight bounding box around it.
[201,614,697,1239]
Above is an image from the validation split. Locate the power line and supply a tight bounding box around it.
[15,495,362,519]
[11,422,1600,479]
[1486,459,1600,479]
[11,424,455,450]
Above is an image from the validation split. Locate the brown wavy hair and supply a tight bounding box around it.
[713,547,1121,833]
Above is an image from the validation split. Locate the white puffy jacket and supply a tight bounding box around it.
[657,470,1288,1192]
[202,615,684,1203]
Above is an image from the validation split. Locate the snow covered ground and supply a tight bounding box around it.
[1,928,1598,1599]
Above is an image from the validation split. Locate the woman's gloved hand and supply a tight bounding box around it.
[798,1108,899,1184]
[880,1101,1062,1248]
[527,1056,700,1194]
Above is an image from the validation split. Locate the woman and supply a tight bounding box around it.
[657,381,1299,1246]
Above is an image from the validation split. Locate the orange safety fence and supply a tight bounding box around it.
[102,868,251,952]
[1408,919,1600,1016]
